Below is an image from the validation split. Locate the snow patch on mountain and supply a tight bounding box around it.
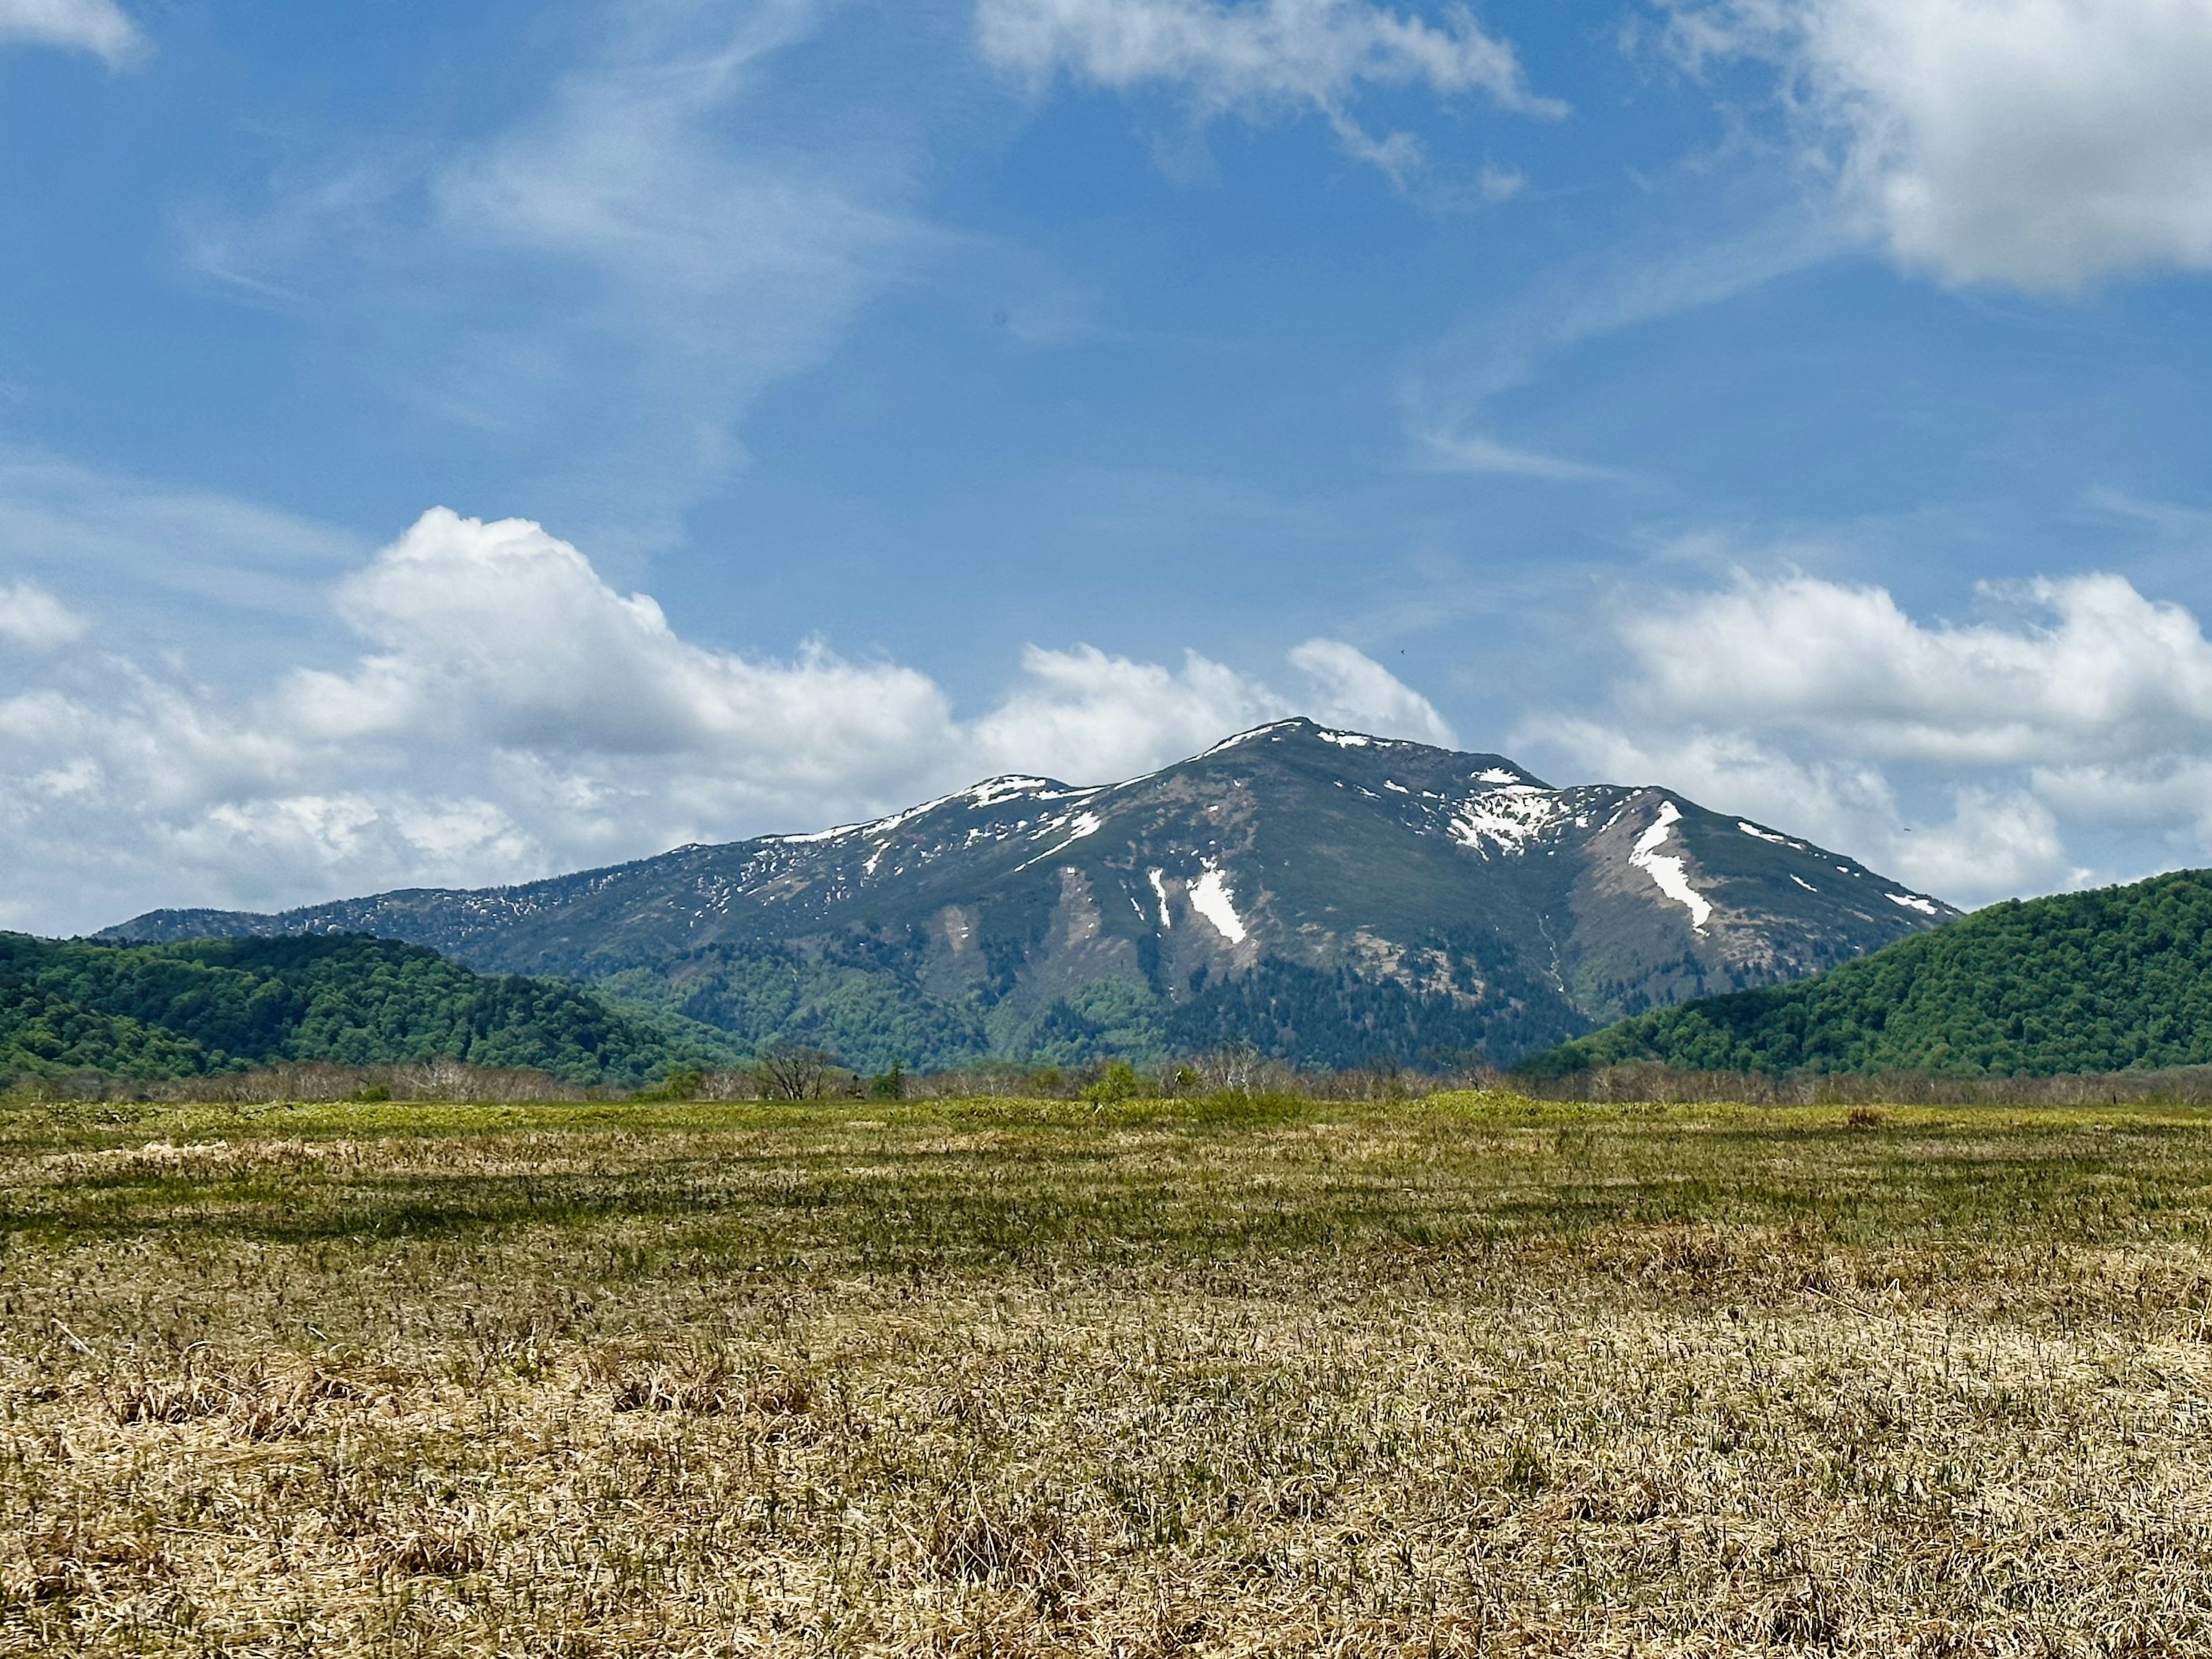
[1147,868,1172,928]
[1888,892,1942,916]
[1447,786,1566,856]
[1200,721,1300,757]
[1188,861,1247,944]
[1629,802,1712,932]
[966,776,1067,809]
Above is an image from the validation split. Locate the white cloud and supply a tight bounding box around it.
[1286,636,1456,744]
[971,644,1286,782]
[1670,0,2212,290]
[0,448,364,646]
[967,635,1453,781]
[977,0,1562,177]
[1525,567,2212,903]
[0,581,88,650]
[1400,215,1842,490]
[1415,429,1633,483]
[186,1,922,551]
[1614,570,2212,766]
[0,507,1451,933]
[0,0,142,64]
[1534,716,2085,900]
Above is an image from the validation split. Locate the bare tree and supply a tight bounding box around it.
[1189,1044,1265,1094]
[754,1042,839,1101]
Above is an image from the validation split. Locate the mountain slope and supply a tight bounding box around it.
[107,719,1956,1068]
[1519,870,2212,1078]
[0,933,735,1084]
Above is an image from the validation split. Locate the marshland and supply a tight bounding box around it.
[5,1090,2211,1654]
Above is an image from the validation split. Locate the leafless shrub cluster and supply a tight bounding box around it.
[1517,1059,2212,1106]
[17,1047,2212,1112]
[2,1060,608,1105]
[904,1048,1501,1103]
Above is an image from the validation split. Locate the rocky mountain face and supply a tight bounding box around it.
[105,719,1957,1069]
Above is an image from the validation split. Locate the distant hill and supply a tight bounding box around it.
[104,719,1956,1070]
[1520,870,2212,1078]
[0,933,736,1085]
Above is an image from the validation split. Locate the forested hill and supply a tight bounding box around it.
[0,933,732,1085]
[1520,870,2212,1078]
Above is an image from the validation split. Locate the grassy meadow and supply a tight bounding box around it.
[5,1090,2212,1654]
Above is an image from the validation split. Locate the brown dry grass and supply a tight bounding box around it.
[5,1091,2212,1654]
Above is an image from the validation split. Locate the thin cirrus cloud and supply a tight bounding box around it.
[1524,567,2212,904]
[0,507,1454,934]
[1666,0,2212,291]
[185,0,922,554]
[1414,429,1635,484]
[975,0,1565,177]
[0,0,141,63]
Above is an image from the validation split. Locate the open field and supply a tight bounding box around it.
[6,1093,2212,1655]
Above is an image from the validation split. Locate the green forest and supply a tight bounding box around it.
[1523,870,2212,1078]
[597,934,1555,1074]
[0,933,736,1085]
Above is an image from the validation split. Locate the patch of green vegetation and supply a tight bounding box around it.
[599,932,1570,1073]
[0,933,737,1087]
[1525,869,2212,1078]
[5,1090,2209,1268]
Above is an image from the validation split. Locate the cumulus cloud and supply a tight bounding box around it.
[1613,571,2212,765]
[977,0,1562,177]
[1526,567,2212,903]
[0,0,141,63]
[1669,0,2212,290]
[0,507,1450,932]
[1286,637,1456,744]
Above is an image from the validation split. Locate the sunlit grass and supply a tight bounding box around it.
[6,1092,2212,1653]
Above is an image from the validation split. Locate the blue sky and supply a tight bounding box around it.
[5,0,2212,933]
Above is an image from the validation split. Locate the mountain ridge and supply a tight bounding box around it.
[106,719,1958,1068]
[1519,869,2212,1080]
[0,932,738,1085]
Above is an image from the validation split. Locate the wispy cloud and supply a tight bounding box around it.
[976,0,1563,183]
[0,447,366,650]
[181,0,928,554]
[1402,212,1842,486]
[0,0,142,65]
[1415,429,1636,484]
[0,581,87,650]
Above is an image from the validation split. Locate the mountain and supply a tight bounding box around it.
[0,933,736,1085]
[1520,869,2212,1079]
[104,719,1956,1069]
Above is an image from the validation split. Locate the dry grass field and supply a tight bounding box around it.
[5,1090,2212,1656]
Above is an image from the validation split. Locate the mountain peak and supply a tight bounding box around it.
[103,726,1956,1069]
